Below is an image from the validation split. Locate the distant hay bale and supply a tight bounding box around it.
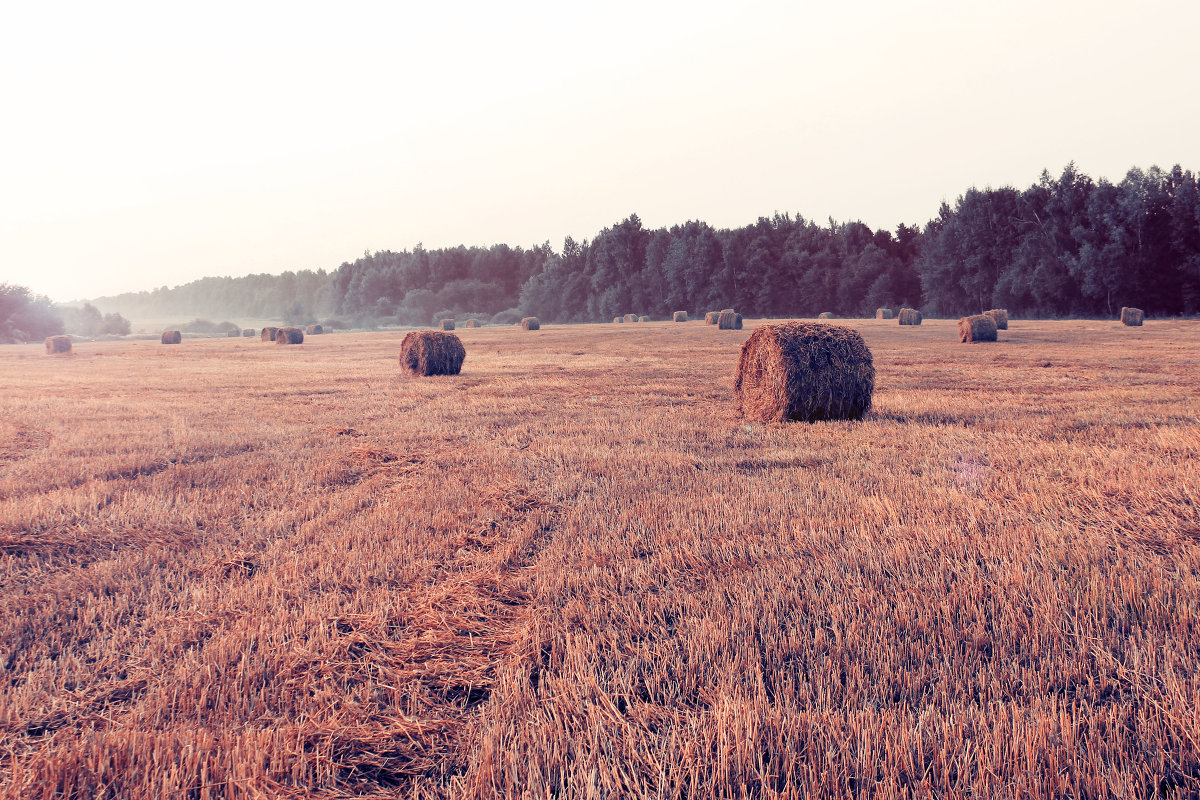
[613,317,624,324]
[226,329,240,337]
[735,322,874,423]
[1120,306,1144,326]
[464,319,479,328]
[638,315,649,322]
[721,308,735,314]
[876,308,893,319]
[986,309,1009,330]
[817,312,834,319]
[45,335,71,354]
[399,330,465,376]
[242,328,255,337]
[704,311,720,325]
[439,319,455,331]
[672,311,688,322]
[623,313,638,323]
[718,310,743,330]
[275,327,304,344]
[897,308,923,325]
[161,330,182,345]
[306,324,324,335]
[260,326,279,342]
[959,314,998,342]
[521,317,540,331]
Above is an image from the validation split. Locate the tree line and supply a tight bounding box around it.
[7,162,1194,342]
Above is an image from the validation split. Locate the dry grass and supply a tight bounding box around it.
[1,318,1198,799]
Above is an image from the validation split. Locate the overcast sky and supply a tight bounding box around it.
[2,0,1197,301]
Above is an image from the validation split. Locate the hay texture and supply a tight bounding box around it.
[876,308,893,319]
[439,319,455,331]
[613,317,624,324]
[399,331,465,376]
[1120,307,1144,326]
[45,335,72,354]
[817,312,834,319]
[718,310,743,330]
[704,312,720,325]
[986,309,1009,330]
[672,311,688,322]
[161,330,182,345]
[242,329,255,337]
[464,319,479,328]
[638,315,650,322]
[275,327,304,344]
[227,329,240,337]
[623,314,638,323]
[959,314,998,343]
[521,317,540,331]
[897,308,923,326]
[260,327,279,342]
[306,324,324,335]
[734,322,874,423]
[721,308,735,314]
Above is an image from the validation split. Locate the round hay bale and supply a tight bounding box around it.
[45,335,72,354]
[399,330,465,376]
[721,308,735,314]
[226,329,241,337]
[817,312,834,319]
[306,324,324,335]
[704,311,720,325]
[275,327,304,345]
[959,314,998,342]
[638,315,650,322]
[613,317,624,324]
[521,317,540,331]
[986,309,1009,330]
[735,322,874,423]
[439,319,455,331]
[672,311,688,322]
[1120,306,1144,326]
[718,310,743,330]
[464,319,479,328]
[623,313,638,323]
[260,326,279,342]
[161,330,182,345]
[242,328,255,337]
[875,308,893,320]
[897,308,923,325]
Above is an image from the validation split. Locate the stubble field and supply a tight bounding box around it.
[1,318,1198,799]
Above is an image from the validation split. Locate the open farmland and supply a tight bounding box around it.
[2,319,1198,799]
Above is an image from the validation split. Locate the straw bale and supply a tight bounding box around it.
[399,330,466,376]
[275,327,304,344]
[1120,307,1144,326]
[45,335,72,354]
[718,310,743,330]
[521,317,540,331]
[161,330,182,345]
[898,308,922,325]
[959,314,998,342]
[672,311,688,322]
[986,309,1009,330]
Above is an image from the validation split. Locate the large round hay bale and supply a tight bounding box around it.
[897,308,923,325]
[735,322,874,423]
[161,330,182,345]
[521,317,540,331]
[718,310,743,330]
[638,315,650,322]
[306,324,324,335]
[623,313,638,323]
[1120,306,1144,326]
[817,312,834,319]
[704,311,720,325]
[613,316,624,324]
[959,314,997,342]
[399,330,465,376]
[875,308,893,319]
[672,311,688,322]
[439,319,455,331]
[261,326,279,342]
[275,327,304,344]
[242,328,255,337]
[464,319,479,328]
[986,309,1009,330]
[45,335,72,354]
[226,329,240,337]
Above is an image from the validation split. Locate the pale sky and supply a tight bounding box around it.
[2,0,1196,301]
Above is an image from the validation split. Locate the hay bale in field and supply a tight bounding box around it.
[897,308,923,325]
[439,319,455,331]
[226,329,240,337]
[623,313,638,323]
[721,308,735,314]
[613,316,624,324]
[399,330,465,376]
[876,308,893,319]
[672,311,688,322]
[242,328,255,337]
[306,324,324,335]
[261,326,279,342]
[521,317,540,331]
[638,315,649,322]
[817,312,834,319]
[959,314,997,342]
[986,309,1009,330]
[45,335,72,354]
[275,327,304,344]
[718,310,743,330]
[704,311,720,325]
[1120,306,1144,326]
[464,319,479,328]
[734,322,874,423]
[161,330,182,345]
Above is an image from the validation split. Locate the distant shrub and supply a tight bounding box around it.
[491,308,523,325]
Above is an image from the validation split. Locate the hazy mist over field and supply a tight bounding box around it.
[3,0,1198,301]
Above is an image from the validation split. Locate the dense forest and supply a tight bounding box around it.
[43,163,1200,332]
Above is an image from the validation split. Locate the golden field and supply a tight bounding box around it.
[1,318,1198,799]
